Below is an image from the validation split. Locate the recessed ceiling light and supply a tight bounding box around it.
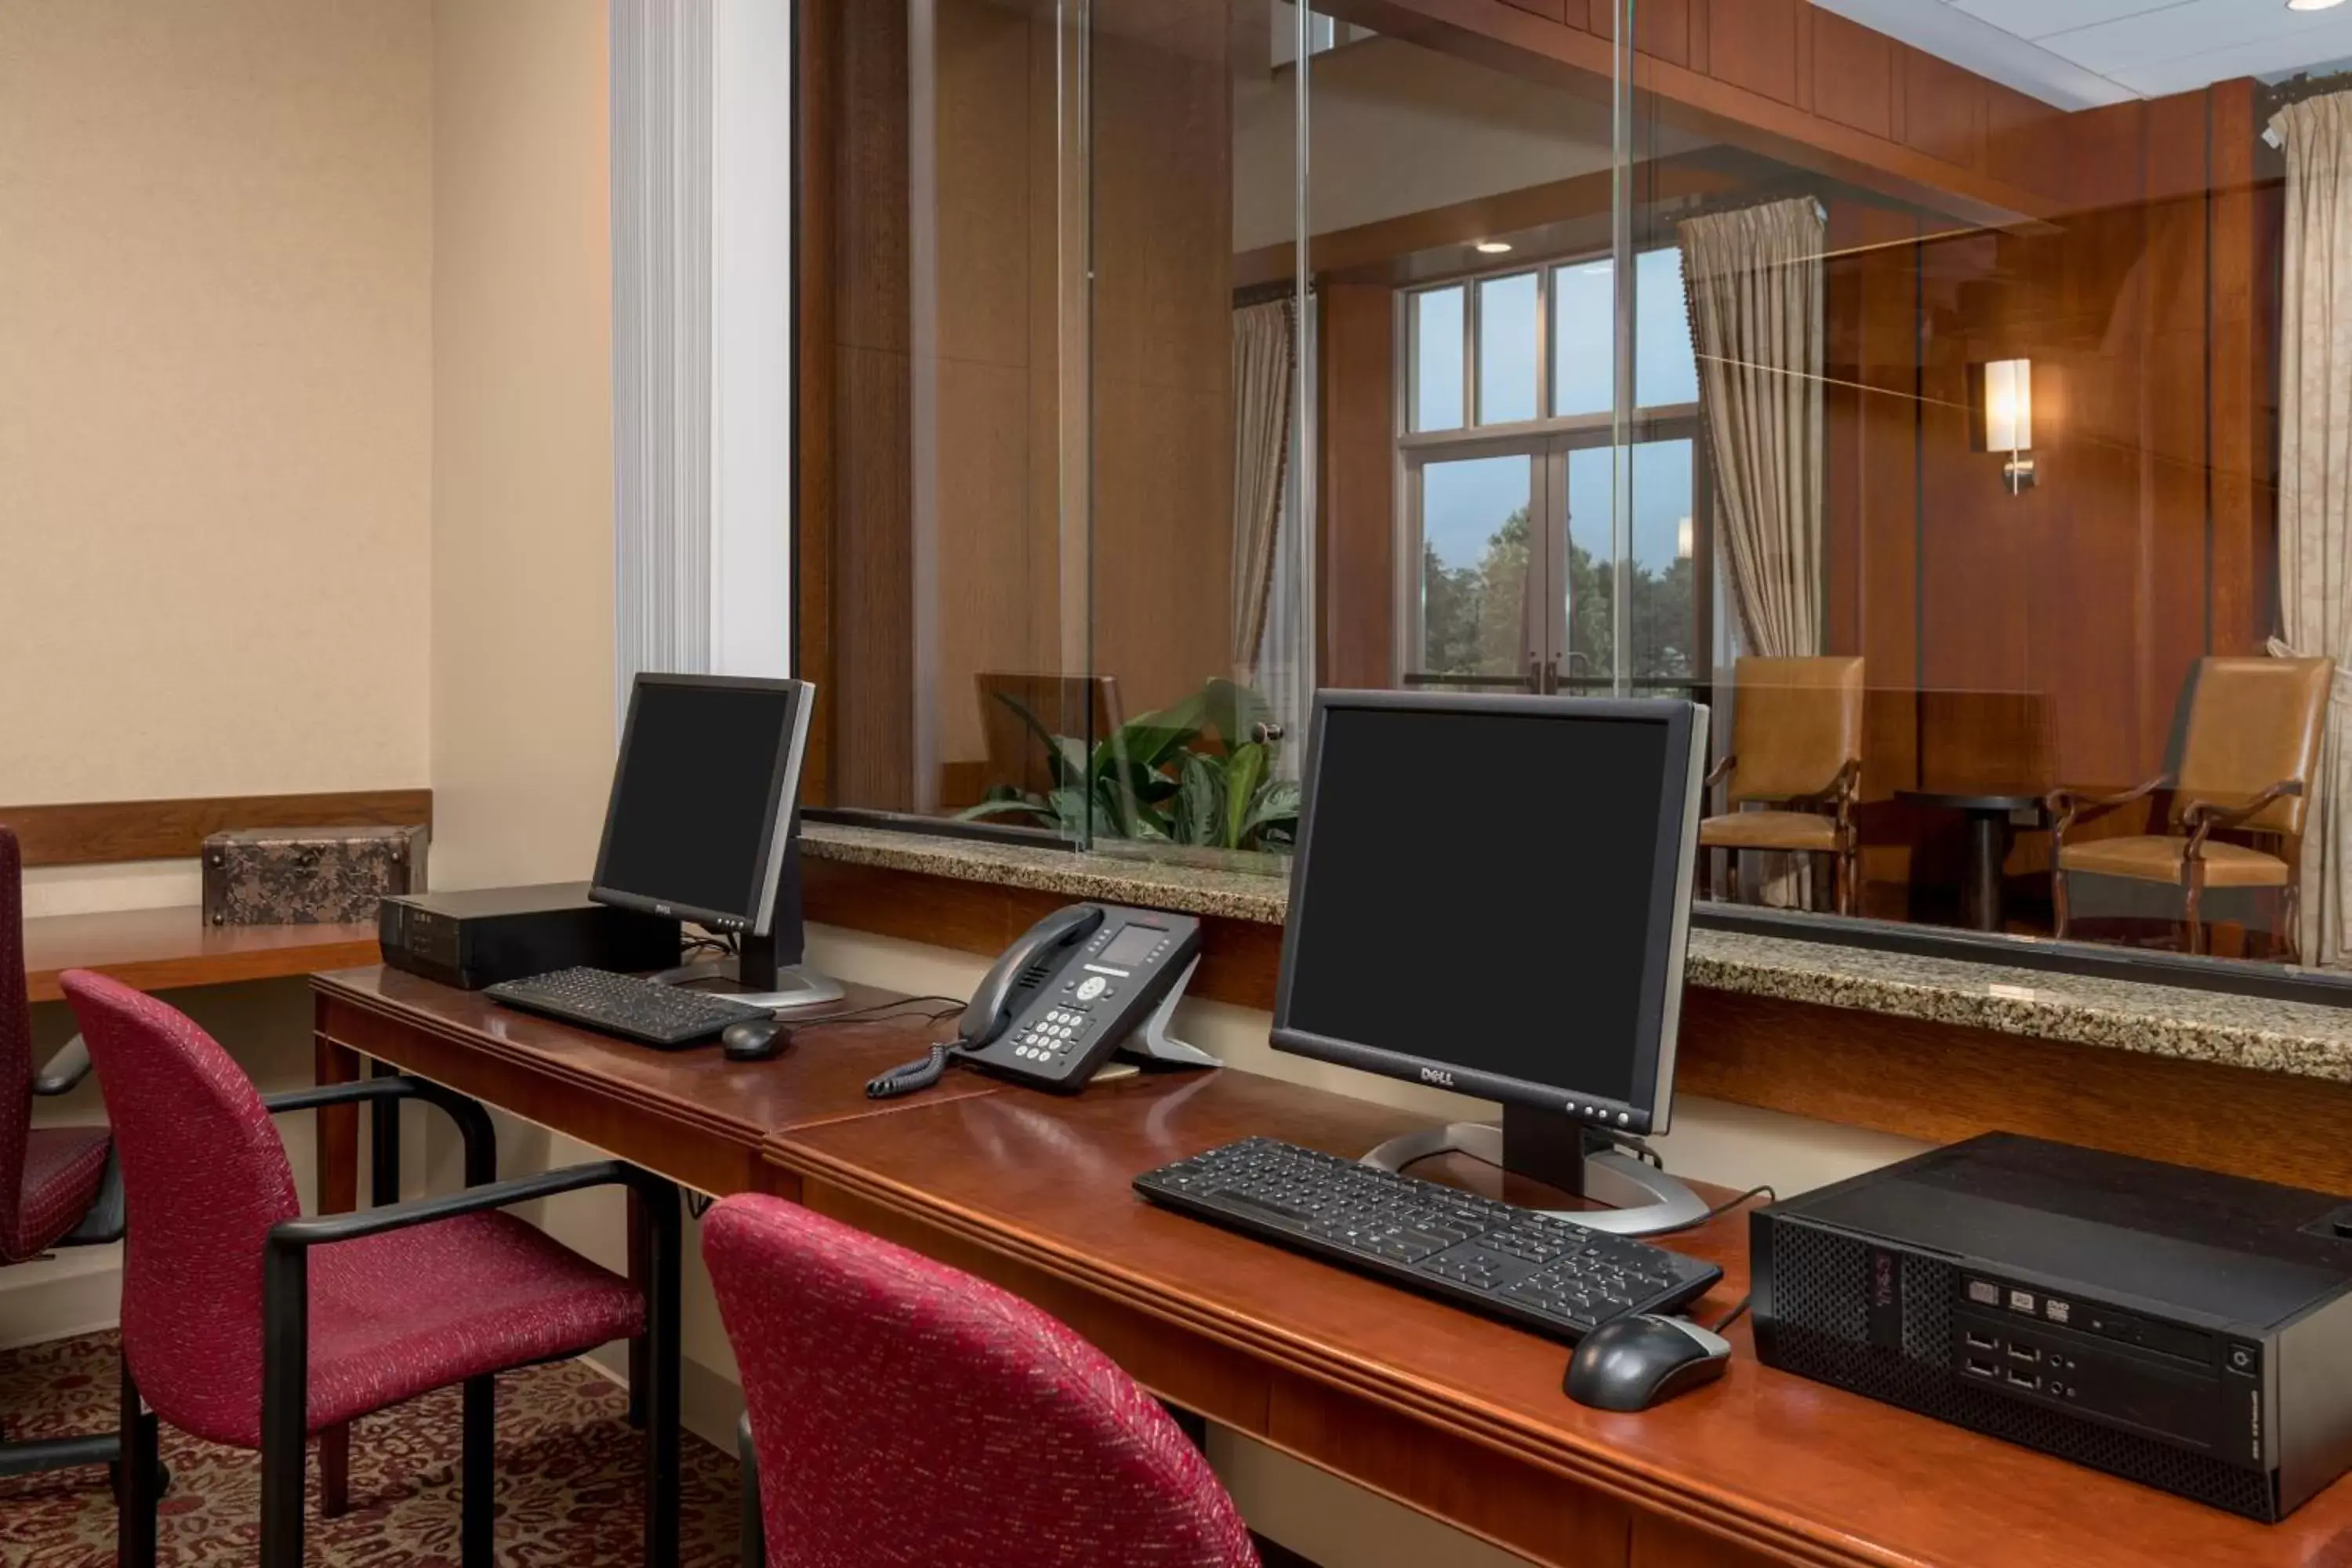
[2288,0,2345,13]
[1473,240,1514,254]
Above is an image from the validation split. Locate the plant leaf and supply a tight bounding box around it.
[1222,742,1268,849]
[1240,777,1301,848]
[1175,751,1223,846]
[1047,786,1092,837]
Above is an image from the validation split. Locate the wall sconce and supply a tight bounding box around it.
[1973,358,2036,493]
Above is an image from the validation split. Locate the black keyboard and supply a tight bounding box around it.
[484,967,774,1047]
[1134,1137,1722,1341]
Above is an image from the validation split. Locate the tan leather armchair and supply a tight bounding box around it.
[2049,655,2332,961]
[1699,656,1865,915]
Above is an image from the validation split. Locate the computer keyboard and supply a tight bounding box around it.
[484,967,774,1047]
[1133,1137,1722,1341]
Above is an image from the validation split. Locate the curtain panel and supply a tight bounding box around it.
[1231,299,1298,676]
[2270,91,2352,966]
[1678,198,1827,661]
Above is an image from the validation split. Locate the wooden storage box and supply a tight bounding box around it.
[201,825,429,926]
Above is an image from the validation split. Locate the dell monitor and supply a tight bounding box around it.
[1272,689,1709,1234]
[591,673,844,1011]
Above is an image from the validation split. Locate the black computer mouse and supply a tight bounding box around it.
[720,1018,790,1062]
[1563,1313,1731,1411]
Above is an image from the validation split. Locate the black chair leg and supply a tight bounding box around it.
[643,1181,682,1568]
[463,1374,495,1567]
[737,1413,764,1568]
[260,1240,310,1568]
[118,1361,160,1568]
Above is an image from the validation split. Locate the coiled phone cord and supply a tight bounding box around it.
[866,1041,966,1099]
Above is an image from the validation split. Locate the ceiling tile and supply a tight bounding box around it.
[1949,0,2186,45]
[2044,0,2352,74]
[2108,16,2352,95]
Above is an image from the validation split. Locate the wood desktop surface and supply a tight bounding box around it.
[311,965,995,1199]
[764,1065,2352,1568]
[27,906,380,1004]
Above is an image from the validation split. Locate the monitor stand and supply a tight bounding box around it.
[645,833,847,1013]
[1360,1104,1711,1237]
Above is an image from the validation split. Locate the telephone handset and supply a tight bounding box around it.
[866,902,1216,1099]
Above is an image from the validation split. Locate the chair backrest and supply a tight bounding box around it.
[0,829,33,1254]
[2176,656,2335,837]
[1727,656,1866,802]
[59,969,299,1447]
[703,1193,1258,1568]
[977,673,1125,800]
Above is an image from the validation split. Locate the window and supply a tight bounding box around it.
[1402,250,1705,699]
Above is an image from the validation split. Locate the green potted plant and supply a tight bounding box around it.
[959,677,1300,853]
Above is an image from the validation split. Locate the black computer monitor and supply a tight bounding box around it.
[1272,690,1709,1233]
[591,673,840,1009]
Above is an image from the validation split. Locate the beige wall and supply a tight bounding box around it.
[428,0,617,891]
[0,0,433,808]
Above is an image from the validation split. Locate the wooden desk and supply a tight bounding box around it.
[26,906,379,1004]
[311,970,2352,1568]
[310,965,990,1202]
[763,1068,2352,1568]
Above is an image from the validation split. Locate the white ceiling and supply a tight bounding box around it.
[1811,0,2352,108]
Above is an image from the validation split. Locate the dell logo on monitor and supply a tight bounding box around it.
[1419,1067,1455,1088]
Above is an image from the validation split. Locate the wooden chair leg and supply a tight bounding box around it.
[2286,880,2304,965]
[2184,876,2206,956]
[2052,869,2071,942]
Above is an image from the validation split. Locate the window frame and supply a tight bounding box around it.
[1394,250,1711,699]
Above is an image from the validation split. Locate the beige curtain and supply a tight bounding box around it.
[1231,299,1296,676]
[1679,198,1826,659]
[2270,92,2352,966]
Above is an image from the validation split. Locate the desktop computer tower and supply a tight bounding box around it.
[1752,1133,2352,1520]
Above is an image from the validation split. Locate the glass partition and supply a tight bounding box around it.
[799,1,2347,977]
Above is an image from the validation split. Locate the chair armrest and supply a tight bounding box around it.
[1789,759,1863,811]
[267,1159,669,1251]
[259,1160,681,1463]
[2181,779,2302,837]
[2048,775,2172,843]
[263,1076,497,1188]
[1703,754,1737,792]
[31,1036,91,1097]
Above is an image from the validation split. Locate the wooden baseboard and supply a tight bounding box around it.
[1,789,433,868]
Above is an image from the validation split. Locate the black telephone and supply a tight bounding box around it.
[866,902,1214,1098]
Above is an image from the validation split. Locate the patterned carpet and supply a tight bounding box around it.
[0,1333,742,1566]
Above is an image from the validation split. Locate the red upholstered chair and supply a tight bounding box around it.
[60,968,682,1568]
[702,1192,1260,1568]
[0,825,126,1483]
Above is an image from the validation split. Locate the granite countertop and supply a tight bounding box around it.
[801,821,2352,1085]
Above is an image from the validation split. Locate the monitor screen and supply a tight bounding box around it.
[1275,695,1698,1127]
[593,677,810,929]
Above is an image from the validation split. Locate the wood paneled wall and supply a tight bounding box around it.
[1318,282,1397,690]
[802,0,916,810]
[1087,0,1239,720]
[1817,82,2280,894]
[799,0,1241,811]
[1320,0,2060,227]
